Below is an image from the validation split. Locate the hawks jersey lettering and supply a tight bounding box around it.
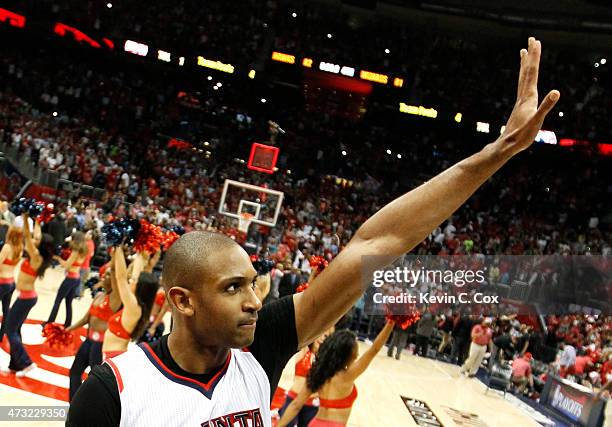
[107,344,271,427]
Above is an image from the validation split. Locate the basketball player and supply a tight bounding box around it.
[68,38,560,426]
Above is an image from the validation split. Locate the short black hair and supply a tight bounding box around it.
[162,231,238,292]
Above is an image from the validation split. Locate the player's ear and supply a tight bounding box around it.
[168,287,195,316]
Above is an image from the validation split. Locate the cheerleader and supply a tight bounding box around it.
[3,214,55,376]
[278,321,395,427]
[46,231,89,327]
[66,268,121,400]
[137,286,169,343]
[278,338,323,427]
[278,272,329,427]
[136,250,167,344]
[101,247,158,359]
[0,226,23,341]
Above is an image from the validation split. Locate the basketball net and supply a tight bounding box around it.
[238,213,254,234]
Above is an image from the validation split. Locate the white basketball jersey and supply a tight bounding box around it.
[106,344,271,427]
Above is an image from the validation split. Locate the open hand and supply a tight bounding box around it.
[498,37,560,156]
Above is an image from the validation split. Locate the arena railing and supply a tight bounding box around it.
[0,141,107,203]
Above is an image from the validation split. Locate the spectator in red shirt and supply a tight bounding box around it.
[460,317,493,377]
[601,353,612,385]
[511,352,534,393]
[574,349,594,377]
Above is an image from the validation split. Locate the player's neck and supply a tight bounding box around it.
[167,330,230,375]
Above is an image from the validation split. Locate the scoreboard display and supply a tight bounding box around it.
[247,143,279,174]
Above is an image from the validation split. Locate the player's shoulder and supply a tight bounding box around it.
[91,362,118,387]
[258,295,295,322]
[67,364,121,426]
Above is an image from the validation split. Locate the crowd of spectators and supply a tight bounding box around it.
[10,0,270,65]
[1,0,611,399]
[6,0,611,141]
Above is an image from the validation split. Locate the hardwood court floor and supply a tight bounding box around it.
[277,343,540,427]
[0,267,539,426]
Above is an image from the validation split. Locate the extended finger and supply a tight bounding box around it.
[523,38,541,98]
[532,90,560,124]
[517,48,528,99]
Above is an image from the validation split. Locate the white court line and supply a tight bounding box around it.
[21,324,47,346]
[41,354,89,373]
[22,366,69,389]
[427,358,453,380]
[41,354,74,370]
[0,348,68,389]
[504,393,555,426]
[0,382,66,405]
[0,346,12,368]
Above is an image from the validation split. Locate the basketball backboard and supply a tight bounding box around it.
[218,179,284,227]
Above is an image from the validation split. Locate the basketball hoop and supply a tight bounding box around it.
[238,213,254,234]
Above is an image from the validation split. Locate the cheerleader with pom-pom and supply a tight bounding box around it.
[66,269,121,400]
[2,214,55,376]
[101,246,158,359]
[278,321,396,427]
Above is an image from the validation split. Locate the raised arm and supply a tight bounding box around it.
[346,320,395,380]
[22,214,39,261]
[293,37,560,348]
[144,250,161,273]
[54,251,79,270]
[33,220,42,243]
[129,251,147,282]
[107,267,122,311]
[147,299,170,336]
[254,274,271,302]
[0,244,10,265]
[277,384,312,427]
[113,247,139,312]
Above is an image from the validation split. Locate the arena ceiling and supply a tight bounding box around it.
[389,0,612,20]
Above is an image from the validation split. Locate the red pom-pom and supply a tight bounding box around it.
[133,220,164,254]
[37,204,55,225]
[161,231,180,251]
[385,312,421,330]
[42,323,74,350]
[296,282,309,293]
[309,256,328,272]
[60,247,72,261]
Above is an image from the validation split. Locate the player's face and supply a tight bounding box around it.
[195,245,261,348]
